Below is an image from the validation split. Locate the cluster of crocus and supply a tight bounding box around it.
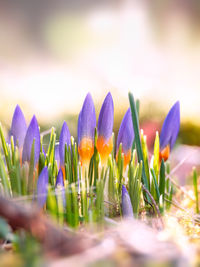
[77,92,115,167]
[77,92,135,169]
[10,105,40,167]
[8,95,180,212]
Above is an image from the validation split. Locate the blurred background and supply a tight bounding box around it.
[0,0,200,153]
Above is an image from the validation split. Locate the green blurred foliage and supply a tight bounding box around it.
[179,122,200,146]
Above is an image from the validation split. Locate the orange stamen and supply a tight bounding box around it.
[159,145,170,162]
[96,136,113,165]
[61,166,66,180]
[78,137,94,165]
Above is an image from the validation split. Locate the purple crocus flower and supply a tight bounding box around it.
[59,121,71,167]
[116,108,134,167]
[37,166,49,208]
[122,185,134,219]
[10,105,27,148]
[55,168,66,207]
[78,93,96,164]
[159,101,180,161]
[22,115,40,166]
[97,92,114,164]
[55,144,60,166]
[56,168,64,187]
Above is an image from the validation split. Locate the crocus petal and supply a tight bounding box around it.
[116,108,134,167]
[55,144,60,166]
[22,115,40,166]
[55,168,66,207]
[97,92,114,142]
[42,146,46,158]
[97,93,114,162]
[122,185,134,219]
[78,93,96,143]
[56,168,64,187]
[59,121,71,166]
[117,108,134,153]
[78,93,96,164]
[37,166,48,207]
[10,105,27,148]
[160,101,180,151]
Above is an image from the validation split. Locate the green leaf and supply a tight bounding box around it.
[0,124,12,172]
[0,154,11,196]
[193,167,199,214]
[151,168,160,203]
[27,139,35,194]
[153,131,160,180]
[159,159,165,212]
[128,92,150,202]
[140,131,150,188]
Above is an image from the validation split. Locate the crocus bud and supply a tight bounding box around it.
[37,166,48,208]
[10,105,27,148]
[116,108,134,168]
[78,93,96,165]
[122,185,134,219]
[160,101,180,161]
[55,168,66,207]
[97,92,114,164]
[59,121,71,167]
[22,115,40,166]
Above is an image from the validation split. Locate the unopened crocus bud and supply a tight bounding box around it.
[59,121,71,167]
[97,92,114,165]
[55,168,66,207]
[10,105,27,148]
[116,108,134,168]
[160,101,180,161]
[22,115,40,166]
[122,185,134,219]
[78,93,96,165]
[37,166,48,208]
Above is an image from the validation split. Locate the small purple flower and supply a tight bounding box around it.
[160,101,180,150]
[10,105,27,148]
[97,93,114,162]
[59,121,71,167]
[116,108,134,167]
[122,185,134,219]
[56,168,66,207]
[56,168,64,187]
[22,115,40,166]
[37,166,49,208]
[97,92,114,142]
[55,144,60,166]
[159,101,180,161]
[78,93,96,164]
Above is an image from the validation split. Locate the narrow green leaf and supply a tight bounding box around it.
[153,131,160,180]
[193,167,199,214]
[159,159,165,198]
[151,168,160,203]
[140,131,150,188]
[128,92,149,194]
[27,139,35,194]
[46,186,57,219]
[0,154,11,196]
[0,124,12,172]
